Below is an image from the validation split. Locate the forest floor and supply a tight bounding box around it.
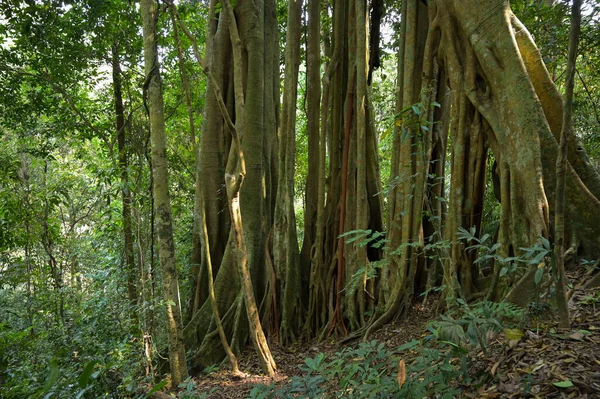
[159,270,600,399]
[190,306,433,399]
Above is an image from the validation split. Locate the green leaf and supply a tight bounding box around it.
[381,127,392,141]
[552,380,574,388]
[504,329,524,340]
[397,339,420,351]
[146,380,168,398]
[43,358,60,393]
[78,361,96,388]
[466,323,478,346]
[75,388,90,399]
[529,250,547,265]
[499,266,508,277]
[534,267,545,286]
[540,236,550,250]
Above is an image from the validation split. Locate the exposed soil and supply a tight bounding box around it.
[187,304,432,399]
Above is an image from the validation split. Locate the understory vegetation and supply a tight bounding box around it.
[249,301,525,399]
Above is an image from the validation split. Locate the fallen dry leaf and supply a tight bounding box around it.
[569,331,585,341]
[397,359,406,388]
[490,360,501,376]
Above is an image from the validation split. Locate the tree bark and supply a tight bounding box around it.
[273,0,303,344]
[167,7,203,322]
[301,0,321,305]
[554,0,581,329]
[366,0,429,339]
[140,0,188,385]
[412,0,600,307]
[222,0,277,375]
[112,44,138,311]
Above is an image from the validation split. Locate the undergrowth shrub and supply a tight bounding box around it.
[249,339,461,398]
[430,300,524,353]
[249,300,523,399]
[0,284,148,398]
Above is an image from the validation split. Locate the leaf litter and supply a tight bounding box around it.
[155,272,600,398]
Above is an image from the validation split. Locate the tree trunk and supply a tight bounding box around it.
[112,44,138,311]
[222,0,276,375]
[140,0,188,385]
[174,0,279,375]
[300,0,321,312]
[554,0,581,329]
[409,0,600,308]
[168,7,203,323]
[366,0,429,339]
[306,13,337,335]
[273,0,303,344]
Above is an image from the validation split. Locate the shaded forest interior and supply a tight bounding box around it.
[1,0,600,397]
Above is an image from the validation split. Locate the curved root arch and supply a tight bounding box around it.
[428,0,600,305]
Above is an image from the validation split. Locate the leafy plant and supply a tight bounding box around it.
[457,227,554,287]
[250,338,464,398]
[339,230,389,295]
[428,299,524,354]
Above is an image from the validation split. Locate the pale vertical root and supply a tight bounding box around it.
[220,0,276,377]
[201,198,240,373]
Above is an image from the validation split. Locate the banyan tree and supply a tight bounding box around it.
[369,0,600,340]
[165,0,600,375]
[381,0,600,314]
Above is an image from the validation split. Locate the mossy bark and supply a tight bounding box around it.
[366,0,429,339]
[301,0,321,311]
[407,0,600,307]
[176,0,278,374]
[313,0,384,338]
[223,0,276,375]
[140,0,188,385]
